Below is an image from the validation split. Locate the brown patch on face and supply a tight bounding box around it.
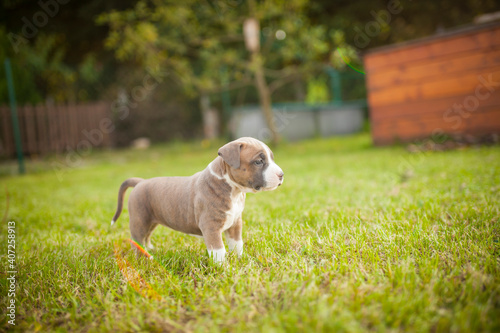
[222,140,269,191]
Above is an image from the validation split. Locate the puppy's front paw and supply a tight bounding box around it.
[227,238,243,257]
[208,248,226,264]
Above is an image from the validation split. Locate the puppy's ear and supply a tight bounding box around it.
[218,141,243,169]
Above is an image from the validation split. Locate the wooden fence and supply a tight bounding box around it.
[0,102,113,157]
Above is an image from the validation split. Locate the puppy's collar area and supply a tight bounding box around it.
[209,158,256,193]
[223,173,257,194]
[208,160,224,180]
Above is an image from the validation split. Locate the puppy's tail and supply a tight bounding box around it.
[111,178,144,226]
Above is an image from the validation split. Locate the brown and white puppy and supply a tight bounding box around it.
[111,137,284,263]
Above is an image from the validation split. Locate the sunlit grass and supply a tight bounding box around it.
[0,133,499,332]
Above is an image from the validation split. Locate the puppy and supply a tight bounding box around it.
[111,137,284,262]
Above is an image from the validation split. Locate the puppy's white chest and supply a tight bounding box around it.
[223,194,245,231]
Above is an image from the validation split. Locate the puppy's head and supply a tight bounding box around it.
[218,137,284,192]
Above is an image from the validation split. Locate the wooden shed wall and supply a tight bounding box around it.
[365,23,500,145]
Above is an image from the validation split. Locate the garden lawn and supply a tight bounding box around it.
[0,133,499,332]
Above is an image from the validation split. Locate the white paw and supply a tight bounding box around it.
[227,238,243,257]
[208,248,226,263]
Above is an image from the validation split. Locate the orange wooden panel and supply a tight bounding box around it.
[365,25,500,71]
[370,91,500,121]
[372,106,500,144]
[367,46,500,91]
[368,67,500,108]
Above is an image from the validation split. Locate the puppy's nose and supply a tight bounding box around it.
[277,171,284,181]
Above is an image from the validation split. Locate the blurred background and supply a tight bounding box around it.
[1,0,500,163]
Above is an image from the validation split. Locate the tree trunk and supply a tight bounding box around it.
[252,53,279,145]
[200,94,219,140]
[293,78,306,101]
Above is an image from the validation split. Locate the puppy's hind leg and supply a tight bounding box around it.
[129,213,154,259]
[145,222,159,251]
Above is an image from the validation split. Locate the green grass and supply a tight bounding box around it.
[1,133,499,332]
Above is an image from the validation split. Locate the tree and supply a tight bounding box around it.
[97,0,345,144]
[1,0,138,103]
[308,0,500,50]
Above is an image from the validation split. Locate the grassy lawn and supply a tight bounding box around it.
[1,133,499,332]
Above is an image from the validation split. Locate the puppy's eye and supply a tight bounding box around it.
[254,159,264,166]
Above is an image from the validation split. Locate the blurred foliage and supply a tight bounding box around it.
[306,76,330,104]
[1,0,499,108]
[308,0,500,49]
[1,0,137,104]
[0,29,109,104]
[0,27,41,104]
[97,0,349,100]
[340,72,367,101]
